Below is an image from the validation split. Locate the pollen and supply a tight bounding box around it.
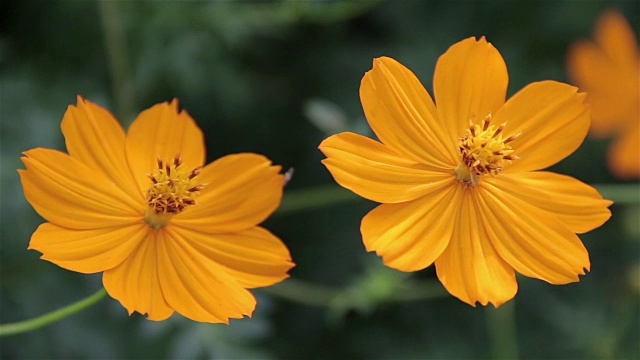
[144,154,205,229]
[455,114,520,186]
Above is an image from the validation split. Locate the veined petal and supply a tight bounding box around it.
[475,182,591,284]
[433,37,508,142]
[361,183,462,272]
[29,222,147,274]
[319,132,454,203]
[61,96,143,203]
[19,149,141,229]
[495,81,590,173]
[360,56,456,167]
[486,172,612,234]
[102,231,174,321]
[435,191,517,307]
[170,225,294,288]
[608,123,640,179]
[159,227,257,324]
[125,100,206,193]
[173,153,283,233]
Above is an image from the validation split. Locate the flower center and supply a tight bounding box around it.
[144,154,205,229]
[454,114,519,186]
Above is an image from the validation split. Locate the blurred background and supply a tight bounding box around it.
[1,0,638,359]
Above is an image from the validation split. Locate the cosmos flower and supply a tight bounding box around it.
[567,9,640,178]
[319,37,612,307]
[19,97,294,323]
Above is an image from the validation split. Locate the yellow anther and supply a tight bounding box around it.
[144,154,205,229]
[455,114,519,186]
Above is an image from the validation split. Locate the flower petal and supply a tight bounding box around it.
[170,225,294,288]
[567,39,639,135]
[589,10,640,130]
[173,153,283,233]
[495,81,590,173]
[360,56,456,167]
[29,222,147,274]
[125,100,206,193]
[361,183,462,272]
[61,96,143,203]
[608,122,640,179]
[592,10,639,67]
[486,172,612,234]
[19,149,141,229]
[433,37,508,142]
[102,231,174,321]
[319,132,454,203]
[158,227,257,323]
[475,181,591,284]
[435,191,517,307]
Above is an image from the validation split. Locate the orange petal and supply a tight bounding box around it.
[29,222,147,274]
[608,123,640,179]
[591,10,640,129]
[173,153,283,233]
[19,149,141,229]
[433,37,508,142]
[495,81,590,173]
[170,225,294,288]
[102,231,174,321]
[567,41,639,134]
[125,100,206,193]
[475,181,591,284]
[360,56,456,167]
[319,132,454,203]
[566,10,639,136]
[435,191,517,307]
[361,183,462,272]
[592,10,639,71]
[158,227,257,323]
[485,172,612,234]
[61,96,143,204]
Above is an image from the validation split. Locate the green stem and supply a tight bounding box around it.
[261,278,341,307]
[485,300,519,359]
[275,183,638,217]
[262,277,448,308]
[276,184,362,216]
[99,0,136,121]
[594,184,640,205]
[0,288,108,337]
[393,279,448,302]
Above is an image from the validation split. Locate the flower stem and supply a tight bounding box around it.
[261,278,341,307]
[262,276,448,308]
[0,288,107,337]
[276,184,362,216]
[276,183,638,217]
[594,184,640,205]
[99,0,136,121]
[485,300,519,359]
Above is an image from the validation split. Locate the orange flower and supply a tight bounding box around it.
[567,9,640,178]
[319,37,612,307]
[19,97,294,323]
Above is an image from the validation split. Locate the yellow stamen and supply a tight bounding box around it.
[144,154,205,229]
[455,114,519,186]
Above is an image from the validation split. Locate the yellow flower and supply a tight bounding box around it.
[319,37,612,307]
[567,9,640,179]
[19,97,294,323]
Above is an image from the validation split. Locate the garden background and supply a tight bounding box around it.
[1,0,638,358]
